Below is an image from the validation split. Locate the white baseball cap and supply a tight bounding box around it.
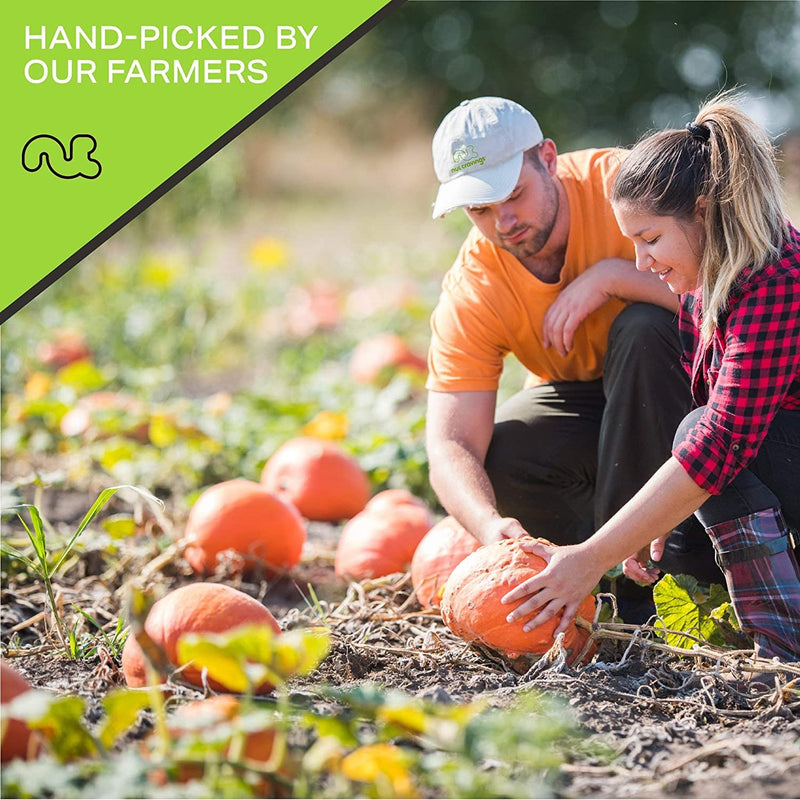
[431,97,544,219]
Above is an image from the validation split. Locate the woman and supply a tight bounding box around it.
[501,93,800,661]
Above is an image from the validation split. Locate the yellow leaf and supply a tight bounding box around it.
[102,514,137,539]
[302,411,349,440]
[99,690,151,748]
[56,361,106,393]
[140,258,184,288]
[100,441,138,470]
[248,237,289,272]
[175,638,252,693]
[377,704,428,734]
[148,414,179,448]
[341,743,415,797]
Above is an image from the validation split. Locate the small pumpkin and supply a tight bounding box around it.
[410,517,482,609]
[121,582,281,694]
[1,662,41,763]
[261,437,370,522]
[348,333,427,386]
[59,391,148,441]
[149,695,288,792]
[440,539,596,668]
[36,329,91,370]
[183,479,306,575]
[335,503,434,580]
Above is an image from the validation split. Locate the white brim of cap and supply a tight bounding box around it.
[432,151,524,219]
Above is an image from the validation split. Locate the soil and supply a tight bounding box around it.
[2,492,800,800]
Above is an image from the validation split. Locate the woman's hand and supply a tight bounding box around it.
[500,540,604,635]
[622,533,671,583]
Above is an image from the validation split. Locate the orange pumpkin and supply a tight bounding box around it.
[260,437,370,522]
[335,503,434,580]
[183,479,306,575]
[411,517,482,609]
[348,334,427,386]
[440,539,596,667]
[121,583,281,694]
[36,329,91,370]
[364,489,430,515]
[1,662,41,762]
[150,695,287,791]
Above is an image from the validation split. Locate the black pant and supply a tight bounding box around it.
[484,303,718,583]
[677,406,800,534]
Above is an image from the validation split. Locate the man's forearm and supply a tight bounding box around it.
[428,441,508,544]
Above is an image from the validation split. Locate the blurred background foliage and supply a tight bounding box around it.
[367,0,800,146]
[132,0,800,237]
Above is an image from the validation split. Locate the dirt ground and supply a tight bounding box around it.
[3,486,800,800]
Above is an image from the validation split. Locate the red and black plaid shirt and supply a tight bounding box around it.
[673,224,800,494]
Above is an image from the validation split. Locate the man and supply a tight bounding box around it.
[425,97,719,613]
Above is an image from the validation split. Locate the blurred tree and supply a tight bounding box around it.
[328,0,800,148]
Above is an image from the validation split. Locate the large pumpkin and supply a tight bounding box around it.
[183,479,306,575]
[261,437,370,522]
[335,503,434,580]
[1,662,41,762]
[440,539,596,667]
[411,517,482,609]
[121,583,281,694]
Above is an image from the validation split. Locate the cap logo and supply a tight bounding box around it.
[450,144,485,174]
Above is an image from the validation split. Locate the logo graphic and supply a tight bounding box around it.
[453,144,479,163]
[449,144,486,175]
[22,134,102,179]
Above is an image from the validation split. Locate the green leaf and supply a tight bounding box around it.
[303,713,359,747]
[653,574,724,648]
[98,690,151,749]
[52,485,163,574]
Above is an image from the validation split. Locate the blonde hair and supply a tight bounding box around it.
[612,91,789,342]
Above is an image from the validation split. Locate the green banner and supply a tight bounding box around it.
[0,0,400,323]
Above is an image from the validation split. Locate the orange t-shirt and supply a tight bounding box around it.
[427,148,635,392]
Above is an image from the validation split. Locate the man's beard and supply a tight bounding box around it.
[500,176,559,261]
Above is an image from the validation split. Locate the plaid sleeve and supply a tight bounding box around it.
[673,259,800,494]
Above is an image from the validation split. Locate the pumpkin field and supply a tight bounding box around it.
[3,83,800,799]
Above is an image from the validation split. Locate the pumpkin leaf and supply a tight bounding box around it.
[176,637,255,693]
[176,625,331,692]
[653,574,731,649]
[341,743,417,798]
[303,713,359,747]
[377,703,429,735]
[6,691,96,762]
[98,689,151,749]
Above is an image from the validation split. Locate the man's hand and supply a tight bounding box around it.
[622,532,671,584]
[542,266,611,356]
[500,540,603,635]
[483,516,528,544]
